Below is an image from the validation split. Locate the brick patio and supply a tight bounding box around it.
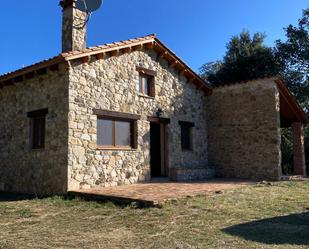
[68,179,253,207]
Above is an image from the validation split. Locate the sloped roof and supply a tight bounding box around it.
[213,76,308,125]
[0,34,212,95]
[274,77,308,126]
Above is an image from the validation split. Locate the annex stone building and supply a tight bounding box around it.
[0,0,307,195]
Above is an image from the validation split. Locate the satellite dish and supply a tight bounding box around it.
[76,0,102,13]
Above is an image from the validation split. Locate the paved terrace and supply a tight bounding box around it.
[68,179,254,207]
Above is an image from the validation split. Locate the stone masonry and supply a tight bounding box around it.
[67,48,211,190]
[62,0,87,52]
[0,0,306,195]
[0,65,69,195]
[207,79,282,181]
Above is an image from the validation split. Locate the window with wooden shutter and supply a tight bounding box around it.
[179,121,194,151]
[27,109,48,149]
[93,109,140,150]
[136,67,156,98]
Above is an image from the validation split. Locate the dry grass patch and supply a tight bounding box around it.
[0,181,309,249]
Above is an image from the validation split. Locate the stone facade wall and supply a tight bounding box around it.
[0,65,69,195]
[207,79,282,181]
[68,48,210,190]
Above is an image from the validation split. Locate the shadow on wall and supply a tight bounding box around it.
[223,212,309,245]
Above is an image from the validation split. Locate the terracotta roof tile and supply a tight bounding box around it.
[0,34,211,95]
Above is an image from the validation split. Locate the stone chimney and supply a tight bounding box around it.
[60,0,87,52]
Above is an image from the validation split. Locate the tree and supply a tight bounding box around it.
[274,8,309,173]
[274,8,309,112]
[200,8,309,173]
[199,31,281,86]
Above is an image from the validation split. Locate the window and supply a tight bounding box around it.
[179,121,194,151]
[139,74,152,96]
[27,109,48,149]
[136,67,156,97]
[94,109,140,149]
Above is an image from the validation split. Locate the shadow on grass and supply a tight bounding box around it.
[223,212,309,245]
[67,192,156,209]
[0,191,151,209]
[0,192,40,202]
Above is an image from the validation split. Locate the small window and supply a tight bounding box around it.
[139,74,154,97]
[179,121,194,151]
[136,67,156,97]
[27,109,48,149]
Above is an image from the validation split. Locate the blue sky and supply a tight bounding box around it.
[0,0,307,75]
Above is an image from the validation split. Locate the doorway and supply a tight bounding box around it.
[150,121,168,178]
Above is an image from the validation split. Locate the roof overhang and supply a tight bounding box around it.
[274,77,308,127]
[0,34,212,95]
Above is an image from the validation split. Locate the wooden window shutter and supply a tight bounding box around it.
[149,78,155,97]
[131,120,138,149]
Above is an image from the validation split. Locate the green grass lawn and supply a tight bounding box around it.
[0,181,309,249]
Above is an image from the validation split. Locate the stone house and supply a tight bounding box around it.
[0,1,307,195]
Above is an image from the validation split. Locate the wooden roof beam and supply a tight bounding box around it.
[275,78,308,123]
[36,68,47,75]
[110,49,120,56]
[14,75,24,83]
[145,42,154,49]
[81,56,91,63]
[131,44,143,51]
[49,64,59,71]
[158,51,168,59]
[179,68,188,75]
[169,60,179,68]
[121,47,132,54]
[95,53,105,60]
[25,71,35,80]
[188,76,196,84]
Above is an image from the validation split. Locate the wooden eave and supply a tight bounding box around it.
[0,55,65,88]
[0,34,212,95]
[274,77,308,127]
[153,38,212,95]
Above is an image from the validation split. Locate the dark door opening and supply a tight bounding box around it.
[150,122,167,178]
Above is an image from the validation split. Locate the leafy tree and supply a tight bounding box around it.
[200,8,309,174]
[275,8,309,174]
[199,31,281,86]
[274,8,309,112]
